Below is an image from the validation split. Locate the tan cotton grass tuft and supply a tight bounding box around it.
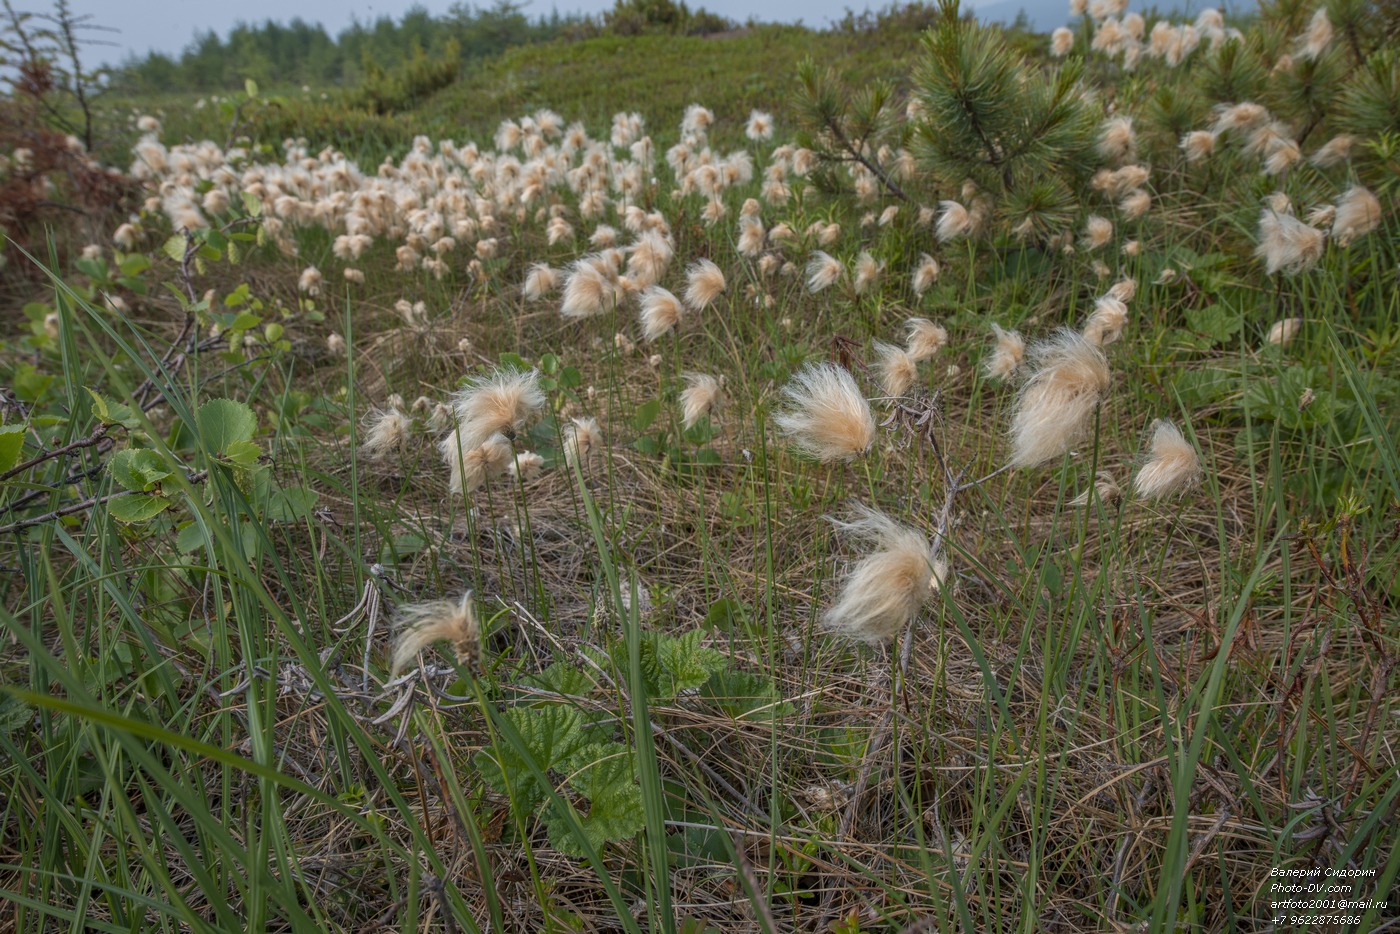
[904,317,947,362]
[1008,329,1112,468]
[507,450,545,481]
[874,341,918,398]
[440,432,514,494]
[563,416,602,468]
[361,407,412,460]
[1132,418,1202,499]
[1097,116,1136,165]
[936,201,973,241]
[1266,317,1303,346]
[1070,469,1121,507]
[638,286,685,342]
[1331,186,1381,246]
[806,251,844,293]
[560,260,622,318]
[984,323,1026,381]
[679,373,723,429]
[1082,295,1129,346]
[522,263,559,301]
[911,253,940,296]
[1180,130,1217,162]
[853,252,883,295]
[1256,206,1326,275]
[1082,215,1114,250]
[684,259,726,310]
[773,363,876,462]
[450,368,545,453]
[821,504,947,646]
[390,591,479,675]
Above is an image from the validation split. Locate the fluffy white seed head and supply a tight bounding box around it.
[984,323,1026,381]
[806,251,844,292]
[1266,317,1303,346]
[1331,186,1381,246]
[523,263,559,301]
[1070,469,1121,507]
[853,251,883,295]
[679,372,723,429]
[911,253,940,296]
[904,317,948,362]
[391,591,479,675]
[1132,419,1201,499]
[450,369,545,452]
[821,504,947,645]
[639,286,685,342]
[361,407,412,460]
[1008,330,1112,469]
[1256,207,1325,275]
[563,416,602,468]
[874,341,918,398]
[1180,130,1218,162]
[774,363,876,462]
[684,259,726,310]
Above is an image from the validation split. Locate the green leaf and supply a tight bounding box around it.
[0,424,26,474]
[701,670,793,722]
[176,522,206,555]
[109,449,172,492]
[119,253,151,278]
[162,234,186,263]
[702,598,750,633]
[497,351,530,370]
[263,486,318,522]
[1184,304,1242,346]
[0,694,34,735]
[86,387,142,429]
[108,494,172,523]
[544,743,645,858]
[240,191,263,217]
[245,77,259,98]
[522,661,594,697]
[651,630,726,700]
[196,399,257,454]
[221,439,263,468]
[474,705,600,818]
[632,399,660,432]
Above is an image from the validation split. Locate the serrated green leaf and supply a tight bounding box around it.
[702,670,793,722]
[544,743,645,858]
[108,493,172,523]
[109,449,172,492]
[196,399,257,454]
[162,234,186,262]
[85,388,142,428]
[221,439,262,467]
[521,661,595,697]
[0,423,26,474]
[1184,304,1242,346]
[474,705,601,818]
[651,630,726,700]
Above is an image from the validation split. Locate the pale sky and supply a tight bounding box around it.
[68,0,1041,68]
